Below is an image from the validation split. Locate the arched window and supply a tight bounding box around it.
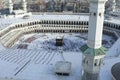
[81,22,83,25]
[66,21,68,25]
[35,22,37,25]
[72,21,74,25]
[51,21,53,24]
[86,22,88,25]
[47,21,49,24]
[20,24,22,27]
[118,25,120,30]
[116,25,119,29]
[74,21,76,25]
[79,22,82,25]
[64,21,66,25]
[84,22,86,25]
[59,21,61,24]
[76,21,78,25]
[61,21,63,24]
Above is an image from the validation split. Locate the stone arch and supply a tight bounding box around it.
[81,21,83,25]
[116,25,119,29]
[84,22,86,25]
[86,21,88,25]
[34,22,36,25]
[54,21,55,24]
[118,25,120,30]
[77,21,79,25]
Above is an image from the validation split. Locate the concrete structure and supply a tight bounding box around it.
[116,0,120,7]
[81,0,108,80]
[0,0,31,18]
[55,61,72,76]
[88,0,107,49]
[22,0,27,12]
[111,0,116,12]
[8,0,13,14]
[108,0,120,17]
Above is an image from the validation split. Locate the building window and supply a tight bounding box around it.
[93,13,96,16]
[99,13,101,17]
[94,59,100,66]
[94,59,97,66]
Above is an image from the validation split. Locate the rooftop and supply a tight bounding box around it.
[80,45,107,56]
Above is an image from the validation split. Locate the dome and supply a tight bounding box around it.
[111,62,120,80]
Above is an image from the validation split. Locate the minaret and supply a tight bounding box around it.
[22,0,27,12]
[8,0,13,14]
[80,0,108,80]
